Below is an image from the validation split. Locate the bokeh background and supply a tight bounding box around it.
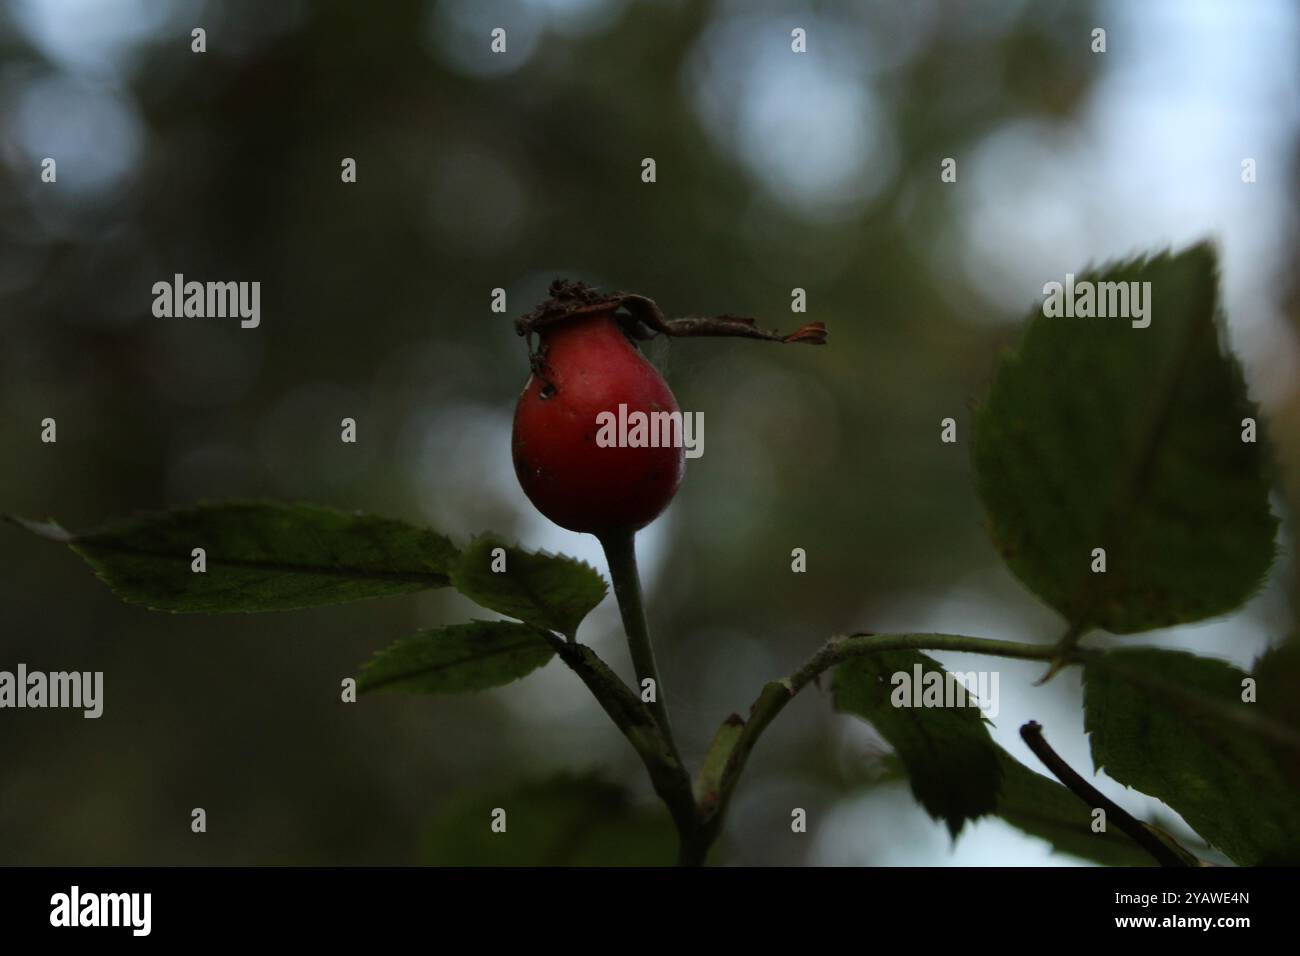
[1,0,1297,865]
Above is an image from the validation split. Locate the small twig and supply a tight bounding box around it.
[1019,720,1191,867]
[620,294,827,345]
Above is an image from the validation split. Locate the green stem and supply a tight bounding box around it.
[545,634,696,838]
[596,528,698,859]
[692,632,1090,860]
[676,827,714,867]
[597,529,679,754]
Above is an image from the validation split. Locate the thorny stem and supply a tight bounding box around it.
[689,632,1092,862]
[550,620,1217,867]
[1036,620,1089,685]
[1019,720,1193,867]
[550,539,1281,868]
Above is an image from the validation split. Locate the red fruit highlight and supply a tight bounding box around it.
[512,310,685,534]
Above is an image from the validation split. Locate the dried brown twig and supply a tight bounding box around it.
[515,279,828,346]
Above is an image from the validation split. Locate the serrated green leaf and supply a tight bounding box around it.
[974,243,1276,633]
[993,745,1157,867]
[7,501,457,613]
[421,773,675,866]
[1084,648,1300,865]
[357,620,555,695]
[451,536,606,638]
[833,650,1002,837]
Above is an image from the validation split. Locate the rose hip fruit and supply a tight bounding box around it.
[512,310,685,534]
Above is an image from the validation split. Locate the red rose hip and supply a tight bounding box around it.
[512,310,685,534]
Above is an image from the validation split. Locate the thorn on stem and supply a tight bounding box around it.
[1034,657,1070,685]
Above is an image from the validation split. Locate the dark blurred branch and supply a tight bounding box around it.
[1019,720,1195,867]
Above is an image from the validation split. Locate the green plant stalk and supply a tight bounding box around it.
[567,622,1290,867]
[596,528,698,860]
[555,611,1263,867]
[597,529,679,750]
[565,622,1095,865]
[687,632,1094,864]
[545,634,697,838]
